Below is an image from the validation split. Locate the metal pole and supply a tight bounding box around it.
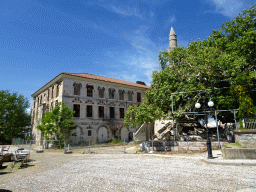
[215,110,220,148]
[173,122,175,151]
[152,136,154,152]
[89,140,91,153]
[233,109,237,129]
[171,94,174,114]
[205,111,213,159]
[124,138,125,154]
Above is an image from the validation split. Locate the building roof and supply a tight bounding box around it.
[64,73,149,89]
[32,72,149,97]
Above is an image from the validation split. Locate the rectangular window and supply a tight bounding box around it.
[120,108,124,118]
[56,85,59,97]
[87,105,93,117]
[88,130,92,137]
[74,83,81,95]
[137,93,141,102]
[47,90,49,101]
[99,106,104,118]
[52,86,54,99]
[110,107,115,118]
[73,104,80,117]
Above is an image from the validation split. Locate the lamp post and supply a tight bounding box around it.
[195,92,214,159]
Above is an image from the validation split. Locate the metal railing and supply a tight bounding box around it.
[243,118,256,130]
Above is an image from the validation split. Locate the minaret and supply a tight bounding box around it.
[169,26,177,52]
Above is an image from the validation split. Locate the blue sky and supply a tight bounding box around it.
[0,0,255,110]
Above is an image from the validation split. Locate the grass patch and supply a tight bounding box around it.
[108,138,123,145]
[223,142,244,148]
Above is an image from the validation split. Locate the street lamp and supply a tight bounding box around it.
[195,92,214,159]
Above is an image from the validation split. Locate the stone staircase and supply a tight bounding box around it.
[134,124,147,141]
[157,121,173,140]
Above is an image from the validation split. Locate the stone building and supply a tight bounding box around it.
[31,72,149,144]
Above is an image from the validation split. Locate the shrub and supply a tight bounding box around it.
[108,138,122,144]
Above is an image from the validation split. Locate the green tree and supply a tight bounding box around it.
[0,90,31,144]
[124,5,256,126]
[232,73,256,119]
[36,103,76,143]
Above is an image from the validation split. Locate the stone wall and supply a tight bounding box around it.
[234,130,256,148]
[222,148,256,159]
[140,141,220,151]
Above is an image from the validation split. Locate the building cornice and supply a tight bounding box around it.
[31,73,149,98]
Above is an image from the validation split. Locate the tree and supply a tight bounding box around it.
[124,5,256,126]
[124,102,163,128]
[0,90,31,144]
[36,103,76,144]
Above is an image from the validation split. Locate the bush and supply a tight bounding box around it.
[108,138,122,144]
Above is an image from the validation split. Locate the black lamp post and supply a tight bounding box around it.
[195,92,214,159]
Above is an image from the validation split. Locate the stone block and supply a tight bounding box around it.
[222,148,256,159]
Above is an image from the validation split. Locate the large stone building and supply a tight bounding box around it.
[31,72,149,144]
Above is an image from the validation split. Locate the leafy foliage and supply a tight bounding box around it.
[124,103,163,127]
[0,90,30,144]
[36,103,76,142]
[124,5,256,126]
[232,73,255,118]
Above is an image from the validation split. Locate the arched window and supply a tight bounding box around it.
[109,88,115,99]
[137,92,141,102]
[128,91,133,101]
[86,85,94,97]
[73,83,82,95]
[119,90,125,100]
[98,87,105,98]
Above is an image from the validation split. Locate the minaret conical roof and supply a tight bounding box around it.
[169,26,176,36]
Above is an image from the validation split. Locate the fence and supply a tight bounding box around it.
[243,118,256,130]
[29,140,61,150]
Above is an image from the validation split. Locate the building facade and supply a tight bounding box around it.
[31,73,149,144]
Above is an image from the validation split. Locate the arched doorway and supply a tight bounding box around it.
[129,132,133,141]
[97,126,108,143]
[121,127,129,142]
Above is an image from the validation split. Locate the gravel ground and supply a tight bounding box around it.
[1,146,256,192]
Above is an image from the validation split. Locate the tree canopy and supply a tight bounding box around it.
[0,90,31,144]
[124,5,256,127]
[36,103,76,143]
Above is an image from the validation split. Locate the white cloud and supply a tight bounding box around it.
[26,108,31,114]
[114,28,163,86]
[169,15,176,23]
[210,0,244,17]
[110,5,144,19]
